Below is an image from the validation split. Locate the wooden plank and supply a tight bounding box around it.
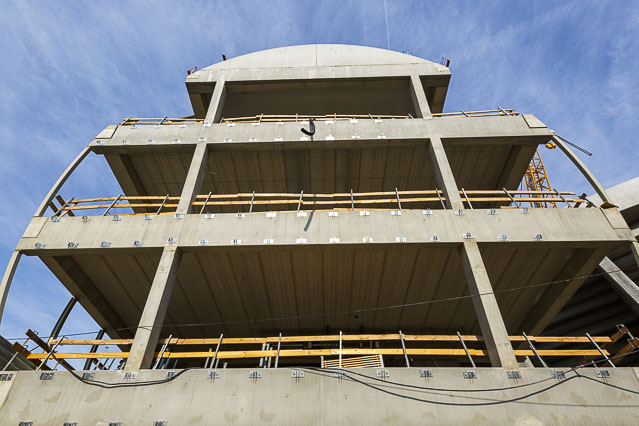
[25,329,75,371]
[27,347,609,360]
[52,334,611,346]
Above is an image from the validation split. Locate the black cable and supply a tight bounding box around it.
[319,368,580,406]
[304,366,557,393]
[579,374,639,396]
[5,265,638,341]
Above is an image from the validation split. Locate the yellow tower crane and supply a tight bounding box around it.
[523,142,557,208]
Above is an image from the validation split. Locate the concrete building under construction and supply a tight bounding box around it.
[1,44,639,424]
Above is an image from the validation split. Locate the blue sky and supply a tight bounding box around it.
[1,1,638,346]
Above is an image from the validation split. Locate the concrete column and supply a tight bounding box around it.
[552,135,613,205]
[34,146,91,216]
[459,241,518,369]
[428,135,464,210]
[0,251,22,327]
[126,247,182,370]
[409,75,432,119]
[204,80,227,124]
[176,143,209,214]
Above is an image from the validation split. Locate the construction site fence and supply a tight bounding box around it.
[48,189,587,217]
[118,109,519,126]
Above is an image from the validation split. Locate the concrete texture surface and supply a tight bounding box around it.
[1,367,638,425]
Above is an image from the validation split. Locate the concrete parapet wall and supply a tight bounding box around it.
[1,367,638,424]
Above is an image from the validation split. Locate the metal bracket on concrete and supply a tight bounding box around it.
[174,214,184,220]
[463,370,477,380]
[423,209,433,215]
[430,236,440,242]
[81,215,90,222]
[34,242,46,249]
[198,240,208,246]
[506,370,521,380]
[143,214,153,220]
[231,239,242,245]
[359,210,370,216]
[395,236,407,243]
[133,241,143,247]
[18,422,33,426]
[172,138,181,144]
[112,215,121,221]
[0,373,14,381]
[235,213,245,219]
[455,209,465,216]
[333,371,346,379]
[391,210,402,216]
[67,242,79,249]
[596,370,611,379]
[63,422,77,426]
[328,211,339,217]
[124,372,137,380]
[249,370,262,379]
[153,421,168,426]
[462,232,474,239]
[167,237,177,245]
[208,371,220,380]
[166,371,177,379]
[205,213,215,219]
[100,241,111,248]
[487,208,497,215]
[550,370,566,380]
[419,369,433,378]
[518,208,529,214]
[39,372,54,380]
[376,369,390,379]
[291,370,304,379]
[362,237,374,243]
[497,235,508,242]
[82,372,95,380]
[50,216,61,222]
[532,234,543,241]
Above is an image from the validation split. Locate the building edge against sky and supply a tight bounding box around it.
[1,44,639,424]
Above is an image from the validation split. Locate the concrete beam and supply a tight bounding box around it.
[553,135,613,205]
[0,251,21,327]
[517,248,608,335]
[428,135,464,210]
[204,80,227,124]
[598,256,639,318]
[496,145,537,189]
[176,144,209,214]
[409,75,432,119]
[34,146,91,217]
[459,241,518,369]
[126,247,182,370]
[94,114,554,151]
[18,208,631,254]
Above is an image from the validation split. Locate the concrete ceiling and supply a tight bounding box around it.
[39,244,610,340]
[104,143,537,213]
